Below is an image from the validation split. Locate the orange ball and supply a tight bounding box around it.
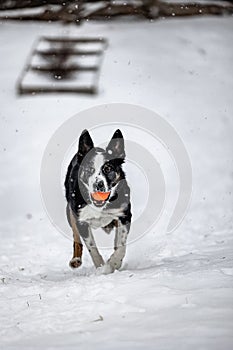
[91,191,111,201]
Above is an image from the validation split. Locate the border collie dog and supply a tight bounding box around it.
[65,129,132,274]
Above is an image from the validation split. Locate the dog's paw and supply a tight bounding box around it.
[69,257,82,269]
[96,263,114,275]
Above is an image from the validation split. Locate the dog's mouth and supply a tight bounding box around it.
[91,191,111,207]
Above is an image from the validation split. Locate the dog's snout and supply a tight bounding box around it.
[94,180,105,192]
[97,180,104,191]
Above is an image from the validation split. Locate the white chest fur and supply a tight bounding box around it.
[79,205,123,229]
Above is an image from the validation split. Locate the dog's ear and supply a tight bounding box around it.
[106,129,125,160]
[78,129,94,161]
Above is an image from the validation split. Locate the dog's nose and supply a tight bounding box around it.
[95,180,105,192]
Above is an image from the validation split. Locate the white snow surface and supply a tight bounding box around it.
[0,17,233,349]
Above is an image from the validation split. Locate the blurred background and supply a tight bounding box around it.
[0,1,233,349]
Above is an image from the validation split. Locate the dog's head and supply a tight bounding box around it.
[77,129,126,207]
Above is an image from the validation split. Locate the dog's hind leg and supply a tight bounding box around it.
[68,206,83,269]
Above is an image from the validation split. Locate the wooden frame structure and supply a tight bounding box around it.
[0,0,232,22]
[17,36,108,95]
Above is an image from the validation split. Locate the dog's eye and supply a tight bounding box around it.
[83,167,95,177]
[89,167,95,175]
[102,164,113,174]
[87,167,95,176]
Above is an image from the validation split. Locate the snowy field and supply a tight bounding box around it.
[0,16,233,349]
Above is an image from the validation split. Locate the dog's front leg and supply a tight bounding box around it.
[79,222,105,269]
[68,206,104,269]
[105,219,130,273]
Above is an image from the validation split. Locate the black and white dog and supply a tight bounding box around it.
[65,129,132,274]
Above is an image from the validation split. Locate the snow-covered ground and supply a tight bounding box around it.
[0,17,233,349]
